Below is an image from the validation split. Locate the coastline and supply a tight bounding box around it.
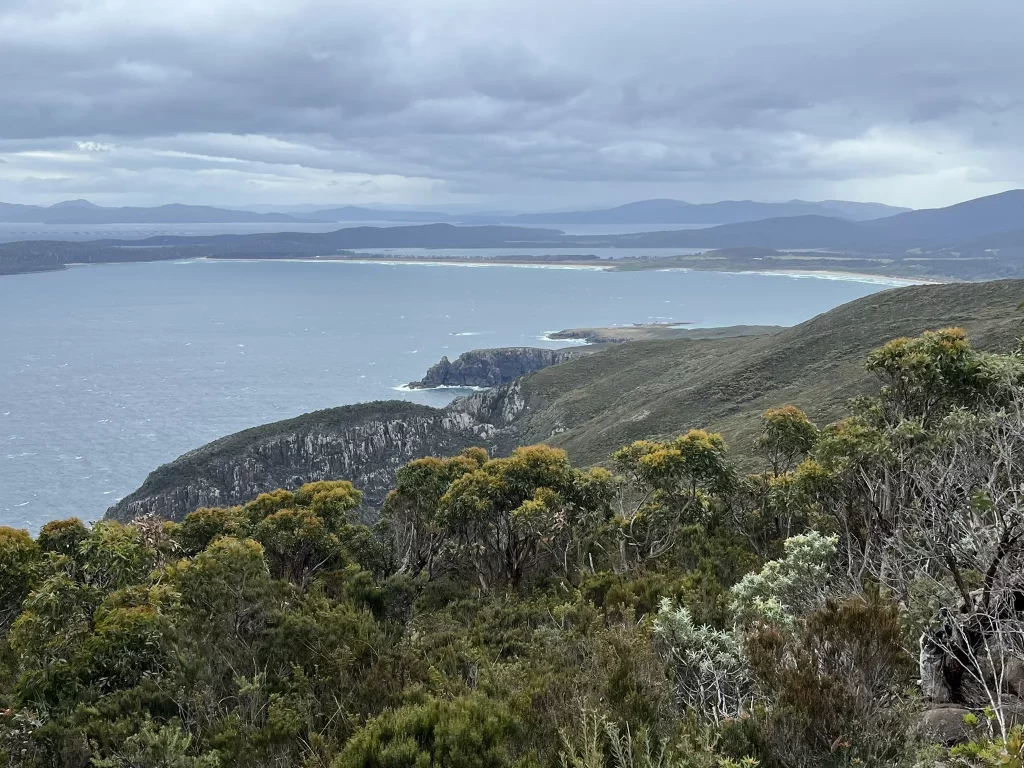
[209,256,613,271]
[206,256,947,284]
[718,268,944,286]
[22,255,951,286]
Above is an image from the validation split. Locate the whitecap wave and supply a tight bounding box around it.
[537,333,590,345]
[391,384,487,392]
[726,270,929,287]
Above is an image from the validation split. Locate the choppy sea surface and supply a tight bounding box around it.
[0,259,913,531]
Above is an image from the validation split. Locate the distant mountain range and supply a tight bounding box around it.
[618,190,1024,251]
[860,191,1024,245]
[300,198,909,225]
[129,223,566,250]
[3,191,1023,257]
[508,198,909,225]
[0,197,909,227]
[298,206,461,223]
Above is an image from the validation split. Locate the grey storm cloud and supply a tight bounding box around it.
[1,0,1022,207]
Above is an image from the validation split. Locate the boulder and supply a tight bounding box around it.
[920,706,975,746]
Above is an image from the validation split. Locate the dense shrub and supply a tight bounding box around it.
[1,329,1022,766]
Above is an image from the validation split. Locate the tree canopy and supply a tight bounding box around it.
[2,327,1024,766]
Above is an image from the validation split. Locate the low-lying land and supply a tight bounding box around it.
[0,239,1001,282]
[5,188,1024,280]
[404,327,780,389]
[546,322,783,344]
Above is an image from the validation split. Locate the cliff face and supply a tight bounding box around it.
[106,348,557,524]
[407,347,587,388]
[107,402,498,523]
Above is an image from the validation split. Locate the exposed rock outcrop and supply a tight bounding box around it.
[106,401,500,523]
[919,706,976,746]
[407,347,588,389]
[918,594,1024,745]
[105,379,542,524]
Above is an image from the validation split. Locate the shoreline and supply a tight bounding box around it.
[40,256,950,286]
[211,256,613,271]
[717,268,944,286]
[206,256,948,285]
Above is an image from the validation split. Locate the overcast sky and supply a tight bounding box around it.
[1,0,1022,210]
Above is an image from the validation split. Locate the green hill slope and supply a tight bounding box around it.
[495,279,1024,464]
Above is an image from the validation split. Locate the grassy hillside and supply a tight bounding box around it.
[506,279,1024,465]
[864,188,1024,244]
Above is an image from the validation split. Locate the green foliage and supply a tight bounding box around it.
[6,327,1024,767]
[334,694,522,768]
[613,431,733,568]
[171,536,274,643]
[756,406,819,477]
[92,717,221,767]
[255,508,341,584]
[382,449,488,578]
[0,528,40,630]
[730,532,838,627]
[559,709,674,768]
[80,602,168,694]
[36,517,88,558]
[78,521,157,592]
[653,599,749,725]
[743,591,917,768]
[558,708,760,768]
[177,506,248,555]
[950,723,1024,767]
[293,479,363,530]
[614,430,732,500]
[437,445,614,591]
[866,327,1024,426]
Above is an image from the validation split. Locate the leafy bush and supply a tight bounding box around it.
[1,328,1023,766]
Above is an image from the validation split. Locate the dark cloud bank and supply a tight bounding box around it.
[1,0,1021,208]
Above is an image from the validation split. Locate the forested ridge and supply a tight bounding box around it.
[4,327,1024,766]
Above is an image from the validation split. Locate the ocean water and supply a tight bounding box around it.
[0,259,911,531]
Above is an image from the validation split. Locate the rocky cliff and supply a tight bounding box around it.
[407,347,588,388]
[107,361,544,524]
[107,401,501,523]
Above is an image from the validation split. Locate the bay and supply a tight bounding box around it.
[0,259,909,531]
